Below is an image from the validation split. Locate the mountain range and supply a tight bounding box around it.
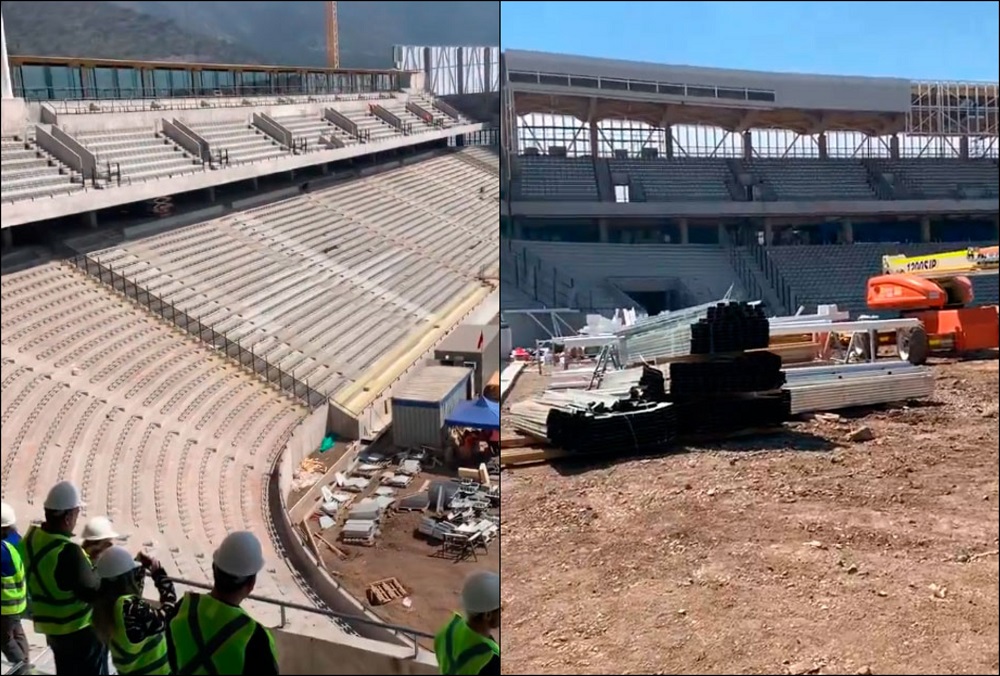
[1,1,498,68]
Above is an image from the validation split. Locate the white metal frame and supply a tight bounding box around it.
[1,11,12,100]
[393,45,499,97]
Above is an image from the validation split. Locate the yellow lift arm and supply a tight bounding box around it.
[881,246,999,279]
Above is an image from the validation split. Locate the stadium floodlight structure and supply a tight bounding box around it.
[1,10,13,99]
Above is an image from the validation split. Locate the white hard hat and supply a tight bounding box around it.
[44,481,85,511]
[81,516,119,542]
[212,531,265,578]
[95,546,140,580]
[461,571,500,615]
[0,503,15,528]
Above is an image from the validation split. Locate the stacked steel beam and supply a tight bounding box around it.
[507,390,676,454]
[783,363,935,414]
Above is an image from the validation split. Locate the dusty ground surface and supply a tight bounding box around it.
[330,496,500,648]
[501,359,999,675]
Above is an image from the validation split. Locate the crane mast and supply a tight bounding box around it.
[325,1,340,69]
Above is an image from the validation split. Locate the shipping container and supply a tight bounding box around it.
[391,365,473,449]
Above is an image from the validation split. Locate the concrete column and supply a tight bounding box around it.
[512,221,524,239]
[589,121,599,158]
[1,11,12,100]
[841,219,854,244]
[742,131,753,161]
[890,135,900,159]
[959,136,969,159]
[920,216,932,243]
[598,219,610,243]
[2,228,12,249]
[817,133,828,159]
[664,127,674,159]
[763,218,773,246]
[717,223,726,244]
[207,186,216,202]
[678,218,690,245]
[86,211,99,229]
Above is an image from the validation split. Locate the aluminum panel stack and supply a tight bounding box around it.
[783,363,935,414]
[615,301,721,364]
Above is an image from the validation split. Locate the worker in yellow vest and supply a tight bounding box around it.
[166,531,279,674]
[23,481,108,675]
[435,571,501,675]
[1,502,30,675]
[92,547,177,676]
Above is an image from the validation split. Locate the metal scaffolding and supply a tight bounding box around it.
[907,81,998,137]
[393,45,499,97]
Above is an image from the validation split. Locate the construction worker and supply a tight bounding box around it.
[166,531,279,675]
[435,571,501,675]
[1,503,30,675]
[23,481,108,675]
[92,547,176,676]
[80,517,119,562]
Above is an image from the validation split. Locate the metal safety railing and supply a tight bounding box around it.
[166,575,436,645]
[2,575,434,676]
[69,255,329,410]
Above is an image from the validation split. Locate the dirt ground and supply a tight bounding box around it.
[500,358,999,675]
[330,494,500,648]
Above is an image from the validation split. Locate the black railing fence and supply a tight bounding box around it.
[71,255,328,410]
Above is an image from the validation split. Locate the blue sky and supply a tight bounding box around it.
[500,1,999,82]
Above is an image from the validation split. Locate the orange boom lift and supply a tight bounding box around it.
[866,245,999,364]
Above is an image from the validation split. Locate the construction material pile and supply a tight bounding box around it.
[669,350,791,434]
[690,303,771,354]
[509,389,676,454]
[616,300,768,363]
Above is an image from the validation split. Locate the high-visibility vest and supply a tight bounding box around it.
[23,527,92,635]
[109,595,170,675]
[0,540,27,616]
[434,613,500,675]
[168,592,277,675]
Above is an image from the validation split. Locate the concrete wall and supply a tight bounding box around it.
[1,97,28,135]
[273,627,437,675]
[508,197,1000,220]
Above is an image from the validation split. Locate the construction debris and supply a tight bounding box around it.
[507,300,936,464]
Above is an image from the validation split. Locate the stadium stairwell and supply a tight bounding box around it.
[594,157,615,202]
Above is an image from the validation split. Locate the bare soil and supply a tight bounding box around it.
[500,359,999,675]
[331,498,500,648]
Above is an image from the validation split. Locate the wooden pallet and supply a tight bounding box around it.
[366,577,408,606]
[500,426,787,468]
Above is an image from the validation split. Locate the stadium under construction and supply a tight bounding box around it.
[1,5,500,671]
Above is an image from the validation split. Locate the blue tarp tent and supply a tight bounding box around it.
[445,396,501,431]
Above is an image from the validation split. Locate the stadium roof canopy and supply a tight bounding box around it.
[503,50,998,137]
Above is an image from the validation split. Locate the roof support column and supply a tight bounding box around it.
[1,10,13,99]
[664,126,674,159]
[958,136,969,159]
[889,134,900,160]
[920,216,931,243]
[817,132,828,159]
[742,131,753,161]
[841,219,854,244]
[589,121,599,157]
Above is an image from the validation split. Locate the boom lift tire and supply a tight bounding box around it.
[897,325,929,365]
